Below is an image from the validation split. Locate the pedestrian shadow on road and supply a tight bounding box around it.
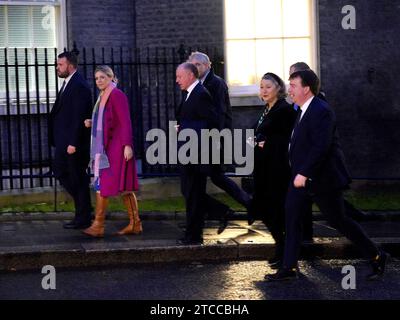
[253,265,326,300]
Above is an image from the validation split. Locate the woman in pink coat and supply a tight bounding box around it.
[83,65,141,237]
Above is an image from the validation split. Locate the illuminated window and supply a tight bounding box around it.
[0,0,66,94]
[224,0,317,96]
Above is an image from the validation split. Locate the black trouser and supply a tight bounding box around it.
[202,165,251,220]
[302,198,314,240]
[252,176,287,258]
[180,165,207,241]
[283,186,379,269]
[301,196,367,240]
[262,204,286,259]
[343,199,368,221]
[53,153,92,224]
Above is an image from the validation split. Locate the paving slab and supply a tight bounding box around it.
[1,217,400,271]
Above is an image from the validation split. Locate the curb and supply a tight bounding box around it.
[1,237,400,272]
[1,211,400,222]
[0,211,186,222]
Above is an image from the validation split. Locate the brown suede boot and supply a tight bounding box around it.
[83,193,108,237]
[117,192,142,235]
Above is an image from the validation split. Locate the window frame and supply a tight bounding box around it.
[0,0,67,103]
[223,0,319,103]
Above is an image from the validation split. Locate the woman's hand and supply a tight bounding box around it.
[84,119,92,128]
[246,136,256,148]
[257,141,265,148]
[124,145,133,161]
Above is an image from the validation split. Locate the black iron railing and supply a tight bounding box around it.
[0,43,225,190]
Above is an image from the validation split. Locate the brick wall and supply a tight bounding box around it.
[318,0,400,178]
[66,0,224,52]
[66,0,135,49]
[135,0,224,52]
[64,0,400,179]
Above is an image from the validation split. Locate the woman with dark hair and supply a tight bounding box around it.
[251,72,297,268]
[83,65,141,237]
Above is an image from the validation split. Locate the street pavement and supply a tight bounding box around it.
[1,211,400,271]
[0,259,399,300]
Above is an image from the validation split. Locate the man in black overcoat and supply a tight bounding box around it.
[49,52,92,229]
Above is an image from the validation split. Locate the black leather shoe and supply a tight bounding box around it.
[303,233,314,242]
[269,260,282,270]
[302,238,314,245]
[217,210,234,234]
[265,268,298,281]
[75,222,92,229]
[247,205,256,226]
[63,221,78,229]
[246,199,256,226]
[63,221,91,229]
[176,237,203,246]
[367,251,389,280]
[247,216,255,226]
[268,255,282,270]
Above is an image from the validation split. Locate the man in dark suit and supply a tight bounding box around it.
[289,62,369,243]
[266,70,388,281]
[175,62,219,245]
[187,52,252,233]
[49,52,93,229]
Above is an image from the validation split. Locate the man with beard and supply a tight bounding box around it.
[49,51,92,229]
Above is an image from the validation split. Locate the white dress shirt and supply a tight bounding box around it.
[60,70,77,93]
[298,95,315,121]
[185,79,199,101]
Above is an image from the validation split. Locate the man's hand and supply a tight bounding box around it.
[294,174,307,188]
[67,145,76,154]
[84,119,92,128]
[124,145,133,161]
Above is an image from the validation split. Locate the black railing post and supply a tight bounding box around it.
[54,179,57,212]
[34,48,44,186]
[172,47,178,115]
[177,44,186,63]
[4,48,14,189]
[136,47,147,174]
[155,47,161,129]
[0,45,230,191]
[162,47,170,173]
[52,47,58,209]
[44,48,52,188]
[146,47,153,174]
[82,47,88,80]
[25,48,33,188]
[111,47,115,72]
[119,47,125,93]
[15,48,25,188]
[71,41,80,56]
[92,48,97,101]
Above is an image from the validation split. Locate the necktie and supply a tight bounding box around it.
[291,109,303,138]
[183,90,188,101]
[59,80,66,95]
[289,108,302,154]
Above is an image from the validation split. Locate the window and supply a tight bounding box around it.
[224,0,317,97]
[0,0,66,96]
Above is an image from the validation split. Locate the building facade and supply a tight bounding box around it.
[1,0,399,190]
[67,0,400,179]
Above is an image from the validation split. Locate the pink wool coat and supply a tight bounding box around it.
[99,88,139,197]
